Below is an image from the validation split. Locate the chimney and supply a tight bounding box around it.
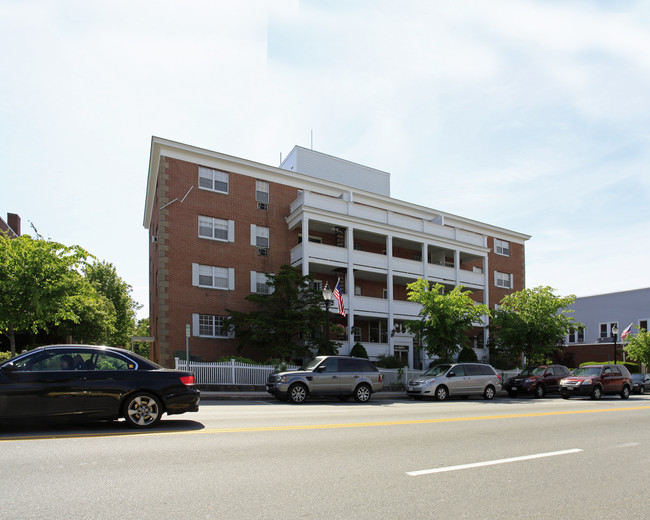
[7,213,21,237]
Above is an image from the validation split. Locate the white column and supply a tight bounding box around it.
[301,217,309,277]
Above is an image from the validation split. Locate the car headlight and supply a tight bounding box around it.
[524,378,536,383]
[423,378,437,385]
[581,379,592,385]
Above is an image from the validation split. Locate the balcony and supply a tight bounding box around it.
[290,191,486,248]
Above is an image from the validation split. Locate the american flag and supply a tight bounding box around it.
[621,323,633,341]
[333,279,346,316]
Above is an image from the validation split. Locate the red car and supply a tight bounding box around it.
[560,364,633,400]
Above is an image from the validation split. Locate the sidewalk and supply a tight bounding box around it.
[200,390,408,401]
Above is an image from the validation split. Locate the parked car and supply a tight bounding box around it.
[406,362,502,401]
[559,364,633,400]
[631,373,650,395]
[504,364,571,398]
[266,355,384,403]
[0,344,200,428]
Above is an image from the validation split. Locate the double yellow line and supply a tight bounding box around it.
[2,405,649,441]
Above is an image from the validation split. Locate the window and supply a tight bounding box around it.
[354,286,362,296]
[256,180,269,203]
[194,314,229,338]
[600,322,618,338]
[353,327,362,342]
[251,225,269,248]
[199,166,229,194]
[382,288,388,299]
[495,271,513,289]
[567,327,585,343]
[639,319,648,332]
[298,235,322,244]
[199,216,234,242]
[192,264,234,290]
[311,280,323,292]
[495,239,510,256]
[251,271,273,294]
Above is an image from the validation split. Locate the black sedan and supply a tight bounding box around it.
[631,373,650,395]
[0,345,200,428]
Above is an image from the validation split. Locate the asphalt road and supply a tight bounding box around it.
[1,394,649,520]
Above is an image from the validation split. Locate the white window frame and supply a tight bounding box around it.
[250,224,270,248]
[192,264,234,290]
[198,166,229,194]
[567,327,585,344]
[494,239,511,257]
[198,216,234,242]
[599,322,618,338]
[494,271,513,289]
[192,313,232,338]
[250,271,274,294]
[255,180,269,204]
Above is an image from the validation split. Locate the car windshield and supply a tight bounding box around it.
[519,367,546,376]
[301,357,325,371]
[423,364,452,376]
[571,366,602,376]
[631,374,643,381]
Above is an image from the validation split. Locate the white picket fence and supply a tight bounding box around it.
[175,358,300,386]
[174,358,519,388]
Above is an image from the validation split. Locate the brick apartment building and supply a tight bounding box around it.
[143,137,530,368]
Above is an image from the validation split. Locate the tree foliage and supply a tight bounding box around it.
[226,265,335,360]
[0,235,141,355]
[83,260,141,347]
[625,327,650,368]
[0,235,92,355]
[405,279,490,362]
[491,286,581,365]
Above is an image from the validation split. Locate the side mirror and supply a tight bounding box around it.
[316,366,326,373]
[1,362,16,373]
[448,371,456,378]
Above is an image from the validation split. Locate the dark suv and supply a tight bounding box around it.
[560,364,633,400]
[266,356,384,403]
[504,365,571,398]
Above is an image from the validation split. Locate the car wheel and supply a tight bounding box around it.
[561,392,570,399]
[354,384,372,403]
[534,385,545,399]
[483,385,496,400]
[640,386,645,395]
[123,392,163,429]
[287,383,308,404]
[507,390,517,398]
[620,385,630,400]
[435,386,449,401]
[591,386,602,400]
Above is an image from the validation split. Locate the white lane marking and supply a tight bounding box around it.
[407,449,583,476]
[617,442,641,448]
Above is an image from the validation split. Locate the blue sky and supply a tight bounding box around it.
[1,0,649,319]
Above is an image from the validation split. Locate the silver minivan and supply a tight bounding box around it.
[406,363,502,401]
[266,355,384,403]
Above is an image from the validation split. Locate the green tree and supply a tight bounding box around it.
[405,279,490,362]
[0,235,92,356]
[83,260,141,347]
[133,318,151,358]
[625,327,650,368]
[226,265,334,360]
[491,286,581,365]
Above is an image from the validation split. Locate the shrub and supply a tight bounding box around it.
[374,355,405,368]
[0,351,13,363]
[457,347,478,362]
[349,343,368,358]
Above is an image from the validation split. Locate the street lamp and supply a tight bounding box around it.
[612,325,619,364]
[322,283,333,348]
